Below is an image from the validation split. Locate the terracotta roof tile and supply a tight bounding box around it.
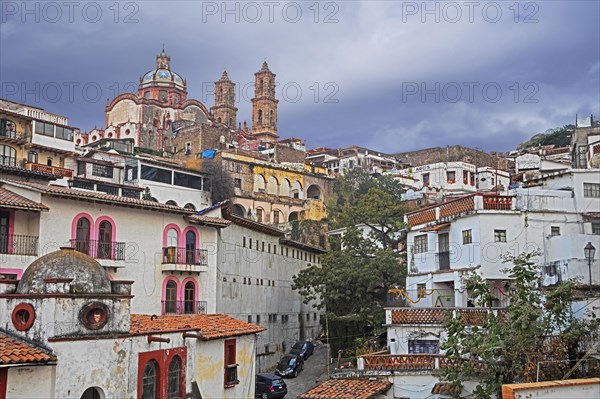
[0,330,56,365]
[130,314,265,340]
[185,214,232,228]
[431,382,462,396]
[299,378,392,399]
[0,179,195,214]
[0,188,49,211]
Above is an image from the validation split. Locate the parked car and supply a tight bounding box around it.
[289,340,314,360]
[275,354,304,378]
[255,373,287,399]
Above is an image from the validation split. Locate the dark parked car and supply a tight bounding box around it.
[289,340,314,360]
[255,373,287,399]
[275,354,304,378]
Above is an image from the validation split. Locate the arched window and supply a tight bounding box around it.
[184,203,196,211]
[167,356,182,399]
[257,109,263,125]
[97,220,113,259]
[185,230,196,264]
[142,360,158,399]
[288,212,299,222]
[80,387,103,399]
[184,281,196,314]
[307,184,322,200]
[165,200,178,206]
[254,174,266,193]
[291,181,303,199]
[164,228,179,263]
[266,176,279,195]
[1,119,17,138]
[280,179,291,197]
[0,145,16,167]
[165,280,178,314]
[269,110,274,126]
[231,204,246,217]
[75,217,91,255]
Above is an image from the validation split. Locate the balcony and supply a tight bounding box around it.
[0,234,39,256]
[161,300,207,315]
[0,128,27,144]
[25,162,73,178]
[161,247,209,273]
[361,353,451,371]
[70,239,126,260]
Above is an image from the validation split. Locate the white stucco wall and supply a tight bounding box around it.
[6,366,56,399]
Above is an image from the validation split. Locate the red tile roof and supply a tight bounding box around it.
[431,382,462,396]
[130,314,265,340]
[0,188,49,211]
[0,179,195,215]
[299,378,392,399]
[0,330,56,365]
[185,214,232,228]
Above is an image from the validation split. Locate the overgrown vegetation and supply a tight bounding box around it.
[518,125,574,149]
[441,252,600,398]
[292,169,407,333]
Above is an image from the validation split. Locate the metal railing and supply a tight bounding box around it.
[162,300,207,315]
[0,234,39,256]
[70,239,126,260]
[162,247,208,265]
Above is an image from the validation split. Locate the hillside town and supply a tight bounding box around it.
[1,49,599,399]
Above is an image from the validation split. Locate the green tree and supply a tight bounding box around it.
[292,169,407,324]
[441,252,600,398]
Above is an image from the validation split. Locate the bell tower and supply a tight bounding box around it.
[211,70,237,128]
[251,62,278,142]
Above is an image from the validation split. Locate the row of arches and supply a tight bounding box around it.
[162,225,200,265]
[253,175,322,200]
[71,214,117,260]
[165,200,196,210]
[231,204,300,224]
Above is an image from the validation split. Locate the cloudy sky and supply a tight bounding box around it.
[1,1,598,153]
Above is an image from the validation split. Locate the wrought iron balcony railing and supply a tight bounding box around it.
[162,247,208,265]
[161,300,207,315]
[70,239,126,260]
[0,234,39,256]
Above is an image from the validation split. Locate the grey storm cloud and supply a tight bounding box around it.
[0,0,598,153]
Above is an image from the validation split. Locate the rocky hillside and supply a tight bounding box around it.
[394,145,512,169]
[516,125,574,150]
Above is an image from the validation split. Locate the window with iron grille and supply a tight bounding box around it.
[414,235,428,253]
[494,230,507,242]
[592,223,600,235]
[408,340,439,354]
[92,164,113,178]
[122,188,141,199]
[551,226,560,236]
[462,229,472,244]
[584,183,600,198]
[96,184,119,196]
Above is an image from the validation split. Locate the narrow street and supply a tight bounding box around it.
[283,343,331,398]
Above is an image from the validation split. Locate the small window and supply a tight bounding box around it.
[273,210,280,224]
[583,183,600,198]
[592,223,600,235]
[550,226,560,236]
[417,283,426,298]
[256,315,261,324]
[256,208,263,223]
[494,230,507,242]
[224,339,238,387]
[234,178,242,188]
[247,315,252,323]
[243,237,246,247]
[27,151,38,164]
[462,229,472,244]
[446,171,456,182]
[414,235,428,253]
[92,164,113,178]
[422,173,430,186]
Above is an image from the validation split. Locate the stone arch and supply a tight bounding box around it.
[307,184,322,200]
[291,181,303,199]
[254,174,266,193]
[280,178,291,197]
[288,212,299,222]
[80,387,105,399]
[266,176,279,195]
[166,200,178,207]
